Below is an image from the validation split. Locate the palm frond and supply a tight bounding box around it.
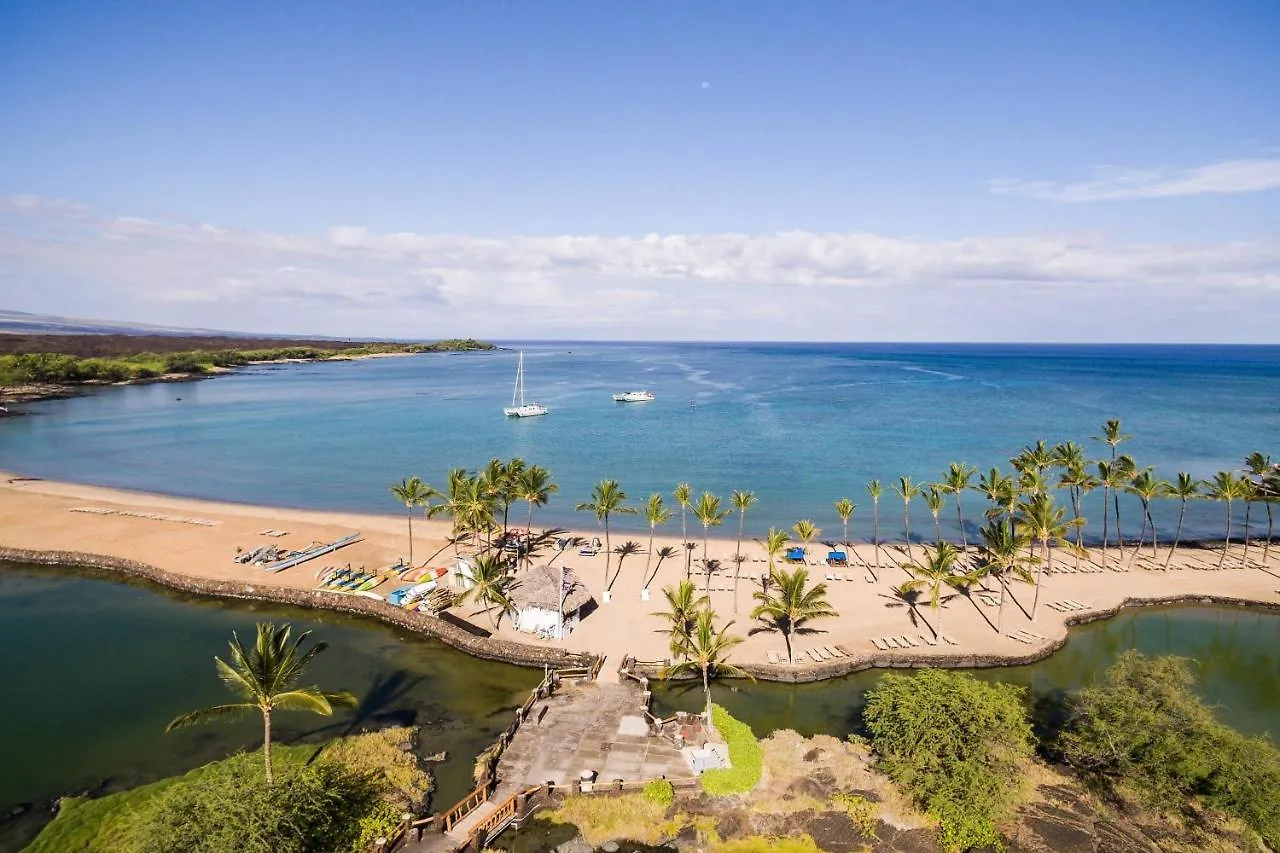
[165,702,255,732]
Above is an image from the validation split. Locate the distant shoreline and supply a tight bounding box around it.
[0,337,496,407]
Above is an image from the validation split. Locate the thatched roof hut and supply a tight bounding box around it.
[510,564,593,615]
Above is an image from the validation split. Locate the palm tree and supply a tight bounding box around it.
[1093,418,1132,464]
[577,480,636,594]
[674,483,693,578]
[652,580,709,659]
[1245,452,1274,568]
[1055,447,1095,570]
[1095,461,1124,569]
[730,490,757,612]
[461,553,518,629]
[923,486,945,544]
[941,462,977,551]
[758,527,791,576]
[977,468,1018,523]
[866,480,884,578]
[1015,491,1078,618]
[389,476,436,565]
[642,493,673,596]
[893,476,922,560]
[1112,454,1139,556]
[791,519,820,561]
[1126,469,1169,563]
[481,457,524,547]
[517,464,558,568]
[661,609,749,722]
[693,491,731,595]
[1093,418,1132,554]
[1163,473,1200,570]
[834,497,856,563]
[750,568,837,664]
[899,542,960,638]
[1012,440,1054,492]
[974,519,1036,633]
[166,623,357,784]
[1205,471,1250,569]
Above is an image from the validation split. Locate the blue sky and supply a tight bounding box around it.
[1,1,1278,341]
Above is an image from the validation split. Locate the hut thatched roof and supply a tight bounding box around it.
[510,564,594,613]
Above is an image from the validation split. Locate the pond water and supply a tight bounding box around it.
[3,561,1277,851]
[0,562,541,851]
[654,605,1280,741]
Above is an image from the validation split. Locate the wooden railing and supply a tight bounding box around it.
[440,782,490,832]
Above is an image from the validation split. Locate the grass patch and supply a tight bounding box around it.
[642,779,675,807]
[543,793,680,847]
[701,704,763,796]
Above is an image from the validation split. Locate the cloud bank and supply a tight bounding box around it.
[1,194,1277,341]
[989,158,1280,202]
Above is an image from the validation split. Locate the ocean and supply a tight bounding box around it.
[1,342,1276,543]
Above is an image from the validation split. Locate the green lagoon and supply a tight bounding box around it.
[3,561,1278,850]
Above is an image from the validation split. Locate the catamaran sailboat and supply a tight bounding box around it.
[504,351,548,418]
[612,390,654,402]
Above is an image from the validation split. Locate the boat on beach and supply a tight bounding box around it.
[504,351,548,418]
[612,390,654,402]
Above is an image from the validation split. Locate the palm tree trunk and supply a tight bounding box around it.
[1265,503,1274,568]
[932,515,942,545]
[1147,503,1158,558]
[1165,500,1187,570]
[1242,503,1252,569]
[703,664,712,723]
[645,526,655,592]
[783,628,793,665]
[1071,488,1083,571]
[604,514,612,592]
[1100,484,1111,570]
[955,494,968,551]
[1114,493,1125,560]
[406,506,415,565]
[525,502,534,569]
[903,503,913,561]
[996,575,1007,634]
[703,527,711,598]
[681,510,689,579]
[1218,501,1232,569]
[1031,536,1047,619]
[262,709,273,785]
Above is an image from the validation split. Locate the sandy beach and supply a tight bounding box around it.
[2,472,1277,681]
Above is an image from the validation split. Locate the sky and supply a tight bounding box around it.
[1,1,1278,342]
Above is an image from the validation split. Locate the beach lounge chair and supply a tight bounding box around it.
[823,645,843,658]
[767,650,781,665]
[920,634,938,646]
[826,550,849,567]
[940,634,959,646]
[901,635,920,648]
[873,637,889,651]
[786,547,806,563]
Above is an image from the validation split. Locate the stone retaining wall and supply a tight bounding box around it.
[0,547,598,672]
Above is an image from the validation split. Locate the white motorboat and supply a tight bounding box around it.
[504,351,548,417]
[612,390,654,403]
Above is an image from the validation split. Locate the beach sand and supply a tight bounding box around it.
[2,472,1276,680]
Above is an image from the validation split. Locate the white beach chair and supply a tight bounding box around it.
[872,637,889,651]
[767,650,781,665]
[940,634,959,646]
[824,645,843,658]
[901,635,920,648]
[920,634,939,646]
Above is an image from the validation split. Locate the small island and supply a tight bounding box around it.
[0,334,496,405]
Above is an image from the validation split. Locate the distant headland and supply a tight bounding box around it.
[0,333,496,406]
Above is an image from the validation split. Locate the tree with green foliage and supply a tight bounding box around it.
[642,493,673,594]
[1204,470,1251,569]
[974,519,1036,633]
[750,567,836,664]
[1162,472,1199,570]
[940,462,976,551]
[863,669,1034,853]
[758,526,790,576]
[577,479,636,592]
[694,491,731,595]
[460,553,518,629]
[730,490,757,612]
[389,476,436,565]
[893,476,922,561]
[1015,491,1078,618]
[166,624,357,784]
[833,496,855,559]
[674,482,693,578]
[1244,451,1274,567]
[661,609,749,722]
[923,485,945,544]
[1126,468,1169,562]
[652,579,709,659]
[866,479,884,578]
[899,542,959,638]
[1060,651,1280,849]
[791,519,820,560]
[517,463,558,568]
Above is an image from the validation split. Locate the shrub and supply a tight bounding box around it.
[642,778,675,807]
[711,835,823,852]
[544,793,679,847]
[321,726,434,809]
[831,792,878,836]
[863,669,1034,852]
[701,704,764,795]
[1061,651,1280,849]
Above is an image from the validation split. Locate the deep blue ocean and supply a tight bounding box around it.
[1,342,1276,543]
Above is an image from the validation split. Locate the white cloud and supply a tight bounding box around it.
[989,158,1280,202]
[0,194,1277,341]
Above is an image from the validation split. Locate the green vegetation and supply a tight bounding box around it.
[0,338,493,387]
[701,704,764,795]
[711,836,823,853]
[544,792,680,847]
[28,728,432,853]
[863,669,1035,852]
[642,778,675,807]
[1061,651,1280,849]
[831,792,878,836]
[166,623,357,783]
[749,566,837,664]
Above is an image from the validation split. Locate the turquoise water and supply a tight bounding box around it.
[1,343,1277,541]
[0,562,540,851]
[654,605,1280,742]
